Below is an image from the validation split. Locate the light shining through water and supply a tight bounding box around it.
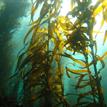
[60,0,107,55]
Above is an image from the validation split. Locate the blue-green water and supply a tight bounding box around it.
[0,0,107,107]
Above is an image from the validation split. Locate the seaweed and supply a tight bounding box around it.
[14,0,107,107]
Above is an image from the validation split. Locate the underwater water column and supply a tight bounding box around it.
[0,0,30,105]
[0,0,107,107]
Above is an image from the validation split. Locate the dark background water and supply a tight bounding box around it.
[0,0,30,106]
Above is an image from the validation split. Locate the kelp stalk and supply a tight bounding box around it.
[90,44,105,106]
[83,53,97,104]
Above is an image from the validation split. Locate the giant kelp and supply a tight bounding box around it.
[14,0,107,107]
[15,0,70,107]
[64,0,107,106]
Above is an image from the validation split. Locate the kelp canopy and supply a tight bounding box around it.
[11,0,107,107]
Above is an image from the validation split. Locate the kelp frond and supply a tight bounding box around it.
[13,0,107,107]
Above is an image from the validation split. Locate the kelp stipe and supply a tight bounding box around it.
[15,0,70,107]
[13,0,107,107]
[64,0,107,106]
